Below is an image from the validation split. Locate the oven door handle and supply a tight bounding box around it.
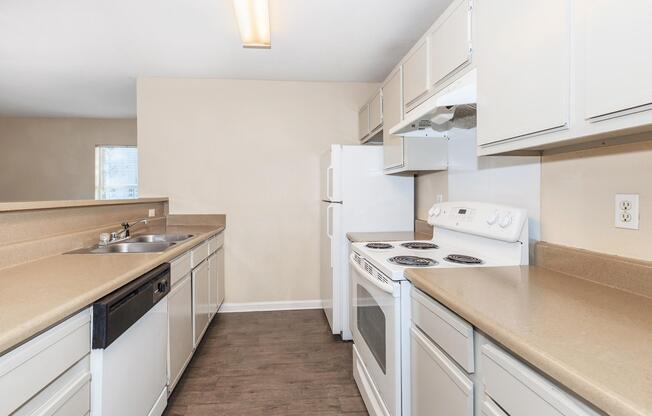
[349,254,397,296]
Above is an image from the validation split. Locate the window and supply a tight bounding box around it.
[95,146,139,200]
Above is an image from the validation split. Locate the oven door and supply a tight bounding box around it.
[350,252,401,416]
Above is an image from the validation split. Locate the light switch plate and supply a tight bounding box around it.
[148,208,156,217]
[615,194,639,230]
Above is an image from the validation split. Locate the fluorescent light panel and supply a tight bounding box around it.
[233,0,271,49]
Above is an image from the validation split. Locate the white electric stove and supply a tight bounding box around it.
[349,201,529,416]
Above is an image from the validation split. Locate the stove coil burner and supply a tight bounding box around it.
[400,242,439,250]
[365,242,394,249]
[388,256,437,267]
[444,254,483,264]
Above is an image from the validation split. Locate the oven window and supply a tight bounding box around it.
[357,284,386,374]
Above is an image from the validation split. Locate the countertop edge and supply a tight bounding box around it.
[0,197,169,213]
[0,224,225,356]
[406,266,645,416]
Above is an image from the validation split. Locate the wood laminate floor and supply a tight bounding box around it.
[164,309,368,415]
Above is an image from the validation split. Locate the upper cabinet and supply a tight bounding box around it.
[584,0,652,120]
[383,69,404,170]
[476,0,571,147]
[477,0,652,155]
[369,91,383,133]
[429,0,473,89]
[403,40,430,109]
[358,89,383,144]
[358,105,369,142]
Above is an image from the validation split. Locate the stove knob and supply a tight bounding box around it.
[486,211,499,225]
[499,213,513,228]
[430,207,442,217]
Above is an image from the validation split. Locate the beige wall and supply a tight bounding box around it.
[0,117,137,202]
[541,139,652,261]
[137,78,377,304]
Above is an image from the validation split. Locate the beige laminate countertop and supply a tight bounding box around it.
[0,224,224,356]
[406,266,652,416]
[346,231,431,243]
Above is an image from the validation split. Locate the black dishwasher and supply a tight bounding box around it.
[92,262,170,349]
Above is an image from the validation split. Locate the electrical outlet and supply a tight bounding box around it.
[148,208,156,217]
[615,194,639,230]
[436,194,444,203]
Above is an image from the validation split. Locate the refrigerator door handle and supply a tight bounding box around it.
[327,204,334,267]
[326,165,333,201]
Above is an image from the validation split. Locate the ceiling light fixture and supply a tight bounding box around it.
[233,0,271,49]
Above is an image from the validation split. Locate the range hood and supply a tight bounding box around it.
[390,69,477,138]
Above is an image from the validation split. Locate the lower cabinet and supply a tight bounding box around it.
[410,288,601,416]
[192,260,210,346]
[0,309,91,416]
[410,326,473,416]
[167,273,193,393]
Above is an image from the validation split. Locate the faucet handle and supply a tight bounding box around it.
[99,233,110,246]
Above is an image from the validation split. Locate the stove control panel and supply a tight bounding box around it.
[427,202,527,242]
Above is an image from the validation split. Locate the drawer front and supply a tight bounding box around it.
[208,232,224,254]
[481,343,599,416]
[13,356,90,416]
[190,241,209,268]
[481,396,509,416]
[411,288,474,372]
[170,251,191,286]
[0,310,90,415]
[411,326,473,416]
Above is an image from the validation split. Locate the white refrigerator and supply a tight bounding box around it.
[320,145,414,340]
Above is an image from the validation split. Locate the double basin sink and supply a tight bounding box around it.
[67,234,194,254]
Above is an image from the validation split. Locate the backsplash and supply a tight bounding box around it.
[541,138,652,261]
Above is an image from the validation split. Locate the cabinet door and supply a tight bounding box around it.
[358,105,370,141]
[476,0,570,145]
[208,254,218,316]
[192,261,210,346]
[217,246,225,307]
[411,326,473,416]
[382,69,405,170]
[403,40,429,107]
[584,0,652,120]
[429,0,472,88]
[168,274,193,392]
[369,91,383,132]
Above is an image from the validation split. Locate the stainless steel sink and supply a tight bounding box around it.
[126,234,194,243]
[66,242,176,254]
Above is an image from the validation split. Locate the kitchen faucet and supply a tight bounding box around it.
[100,218,149,245]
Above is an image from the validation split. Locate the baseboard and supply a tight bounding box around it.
[218,299,323,313]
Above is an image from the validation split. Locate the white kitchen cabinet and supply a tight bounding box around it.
[411,326,474,416]
[167,272,193,393]
[0,309,91,416]
[382,68,405,170]
[476,0,571,146]
[429,0,472,89]
[584,0,652,121]
[480,340,600,416]
[192,260,210,346]
[403,40,429,109]
[216,245,225,308]
[208,253,218,317]
[358,105,370,141]
[369,91,383,133]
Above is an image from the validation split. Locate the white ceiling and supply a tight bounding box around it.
[0,0,451,118]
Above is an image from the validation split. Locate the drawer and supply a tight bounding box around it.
[170,251,191,286]
[411,288,474,372]
[190,241,209,268]
[481,343,599,416]
[481,396,508,416]
[411,326,473,416]
[14,357,91,416]
[208,232,224,254]
[0,309,90,415]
